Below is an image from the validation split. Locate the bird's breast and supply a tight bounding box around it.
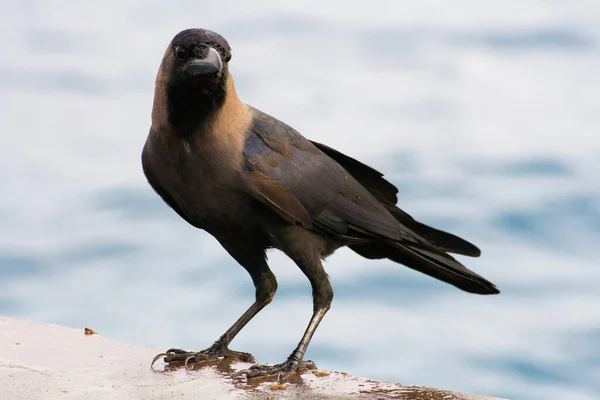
[143,129,258,233]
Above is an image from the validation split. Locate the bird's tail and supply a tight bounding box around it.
[386,206,482,257]
[349,240,499,295]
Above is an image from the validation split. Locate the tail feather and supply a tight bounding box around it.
[386,207,481,257]
[350,241,499,295]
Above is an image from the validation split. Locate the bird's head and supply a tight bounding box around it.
[153,28,233,133]
[167,28,231,87]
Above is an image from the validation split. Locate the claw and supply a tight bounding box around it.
[234,363,279,380]
[234,368,253,379]
[152,345,257,371]
[150,353,167,370]
[234,359,317,381]
[164,348,189,363]
[184,353,196,367]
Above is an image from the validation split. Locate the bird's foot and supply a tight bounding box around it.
[151,341,256,370]
[235,358,317,381]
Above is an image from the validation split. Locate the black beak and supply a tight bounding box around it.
[185,47,223,76]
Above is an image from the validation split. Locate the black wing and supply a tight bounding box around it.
[308,140,399,206]
[243,107,430,246]
[242,107,498,295]
[309,140,481,257]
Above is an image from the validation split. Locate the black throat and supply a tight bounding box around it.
[166,72,228,138]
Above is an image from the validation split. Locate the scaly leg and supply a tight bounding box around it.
[236,247,332,380]
[152,241,277,368]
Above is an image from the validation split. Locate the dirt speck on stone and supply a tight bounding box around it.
[269,383,288,391]
[84,327,97,336]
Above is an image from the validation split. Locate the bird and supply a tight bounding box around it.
[143,28,499,379]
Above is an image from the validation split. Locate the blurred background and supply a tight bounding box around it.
[1,1,598,399]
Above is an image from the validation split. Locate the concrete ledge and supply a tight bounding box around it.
[0,316,504,399]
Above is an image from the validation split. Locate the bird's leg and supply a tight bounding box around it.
[152,243,277,369]
[236,253,332,380]
[154,300,265,366]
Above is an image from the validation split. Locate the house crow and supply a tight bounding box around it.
[143,28,499,379]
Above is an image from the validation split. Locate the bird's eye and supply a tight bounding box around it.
[174,46,188,61]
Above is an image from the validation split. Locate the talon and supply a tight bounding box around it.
[235,368,252,379]
[150,353,167,370]
[184,354,196,367]
[152,346,256,370]
[231,359,311,380]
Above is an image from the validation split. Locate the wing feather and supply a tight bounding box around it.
[246,171,313,229]
[243,108,426,246]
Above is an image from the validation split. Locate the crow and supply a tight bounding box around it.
[143,28,499,379]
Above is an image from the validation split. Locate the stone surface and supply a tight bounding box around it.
[0,316,505,399]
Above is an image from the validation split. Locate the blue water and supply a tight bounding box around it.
[1,2,599,399]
